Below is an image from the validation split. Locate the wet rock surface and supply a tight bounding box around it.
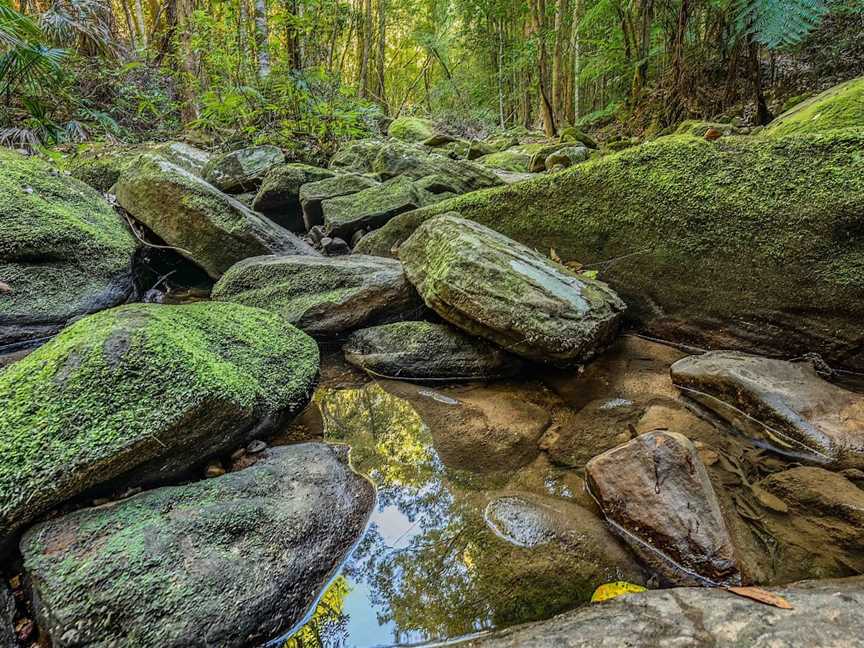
[399,214,626,365]
[114,153,317,278]
[344,321,523,381]
[20,443,374,648]
[203,144,284,192]
[586,430,741,586]
[211,254,422,339]
[0,302,319,543]
[0,149,138,349]
[671,351,864,468]
[455,576,864,648]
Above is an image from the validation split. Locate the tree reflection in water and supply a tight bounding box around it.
[283,382,624,648]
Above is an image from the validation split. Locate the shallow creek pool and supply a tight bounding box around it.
[268,336,864,648]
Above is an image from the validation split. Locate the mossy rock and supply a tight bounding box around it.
[20,443,372,647]
[299,173,380,229]
[323,175,422,239]
[0,301,319,543]
[67,143,138,192]
[150,141,212,177]
[468,140,496,160]
[344,320,523,380]
[559,127,598,149]
[212,254,421,339]
[606,139,636,152]
[545,146,590,171]
[357,129,864,370]
[252,163,335,231]
[779,92,814,114]
[203,145,284,193]
[0,149,137,349]
[764,77,864,137]
[387,116,436,142]
[328,139,383,174]
[527,144,569,172]
[399,214,626,365]
[674,120,740,138]
[370,140,502,192]
[114,153,317,279]
[476,150,533,173]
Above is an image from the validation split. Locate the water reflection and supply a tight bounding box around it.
[284,382,638,648]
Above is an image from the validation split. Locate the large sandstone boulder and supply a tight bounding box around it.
[399,214,626,365]
[0,302,319,542]
[388,116,436,142]
[763,76,864,137]
[322,176,421,239]
[586,430,741,586]
[252,163,335,230]
[344,321,523,381]
[114,153,316,278]
[21,443,373,648]
[0,149,137,349]
[455,576,864,647]
[151,141,212,177]
[299,173,380,229]
[357,130,864,370]
[328,139,383,173]
[671,351,864,468]
[203,144,284,192]
[211,254,421,339]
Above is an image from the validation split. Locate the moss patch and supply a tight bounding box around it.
[0,301,319,541]
[388,116,436,142]
[763,77,864,137]
[358,129,864,368]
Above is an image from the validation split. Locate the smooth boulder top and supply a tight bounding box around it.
[0,301,319,543]
[344,320,523,381]
[399,214,626,365]
[0,148,138,349]
[203,144,284,192]
[671,350,864,468]
[211,254,421,339]
[454,576,864,647]
[21,443,374,648]
[387,116,436,142]
[114,153,316,278]
[586,430,741,587]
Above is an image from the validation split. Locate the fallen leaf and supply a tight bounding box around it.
[0,281,11,294]
[726,586,793,609]
[591,581,647,602]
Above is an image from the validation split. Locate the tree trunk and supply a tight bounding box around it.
[375,0,386,110]
[531,0,557,137]
[630,0,653,103]
[748,36,772,125]
[134,0,147,47]
[121,0,138,49]
[358,0,372,97]
[551,0,566,119]
[254,0,270,79]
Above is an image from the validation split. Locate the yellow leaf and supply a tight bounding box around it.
[591,581,647,602]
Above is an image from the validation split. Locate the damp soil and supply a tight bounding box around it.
[272,335,864,648]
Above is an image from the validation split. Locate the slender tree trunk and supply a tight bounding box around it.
[254,0,270,78]
[375,0,386,110]
[748,36,771,125]
[630,0,653,103]
[358,0,372,97]
[497,18,505,128]
[134,0,147,47]
[121,0,138,49]
[551,0,566,119]
[531,0,557,136]
[570,0,581,121]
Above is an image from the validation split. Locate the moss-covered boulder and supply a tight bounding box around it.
[545,146,590,170]
[299,173,380,229]
[115,153,317,278]
[252,163,335,231]
[212,254,421,339]
[20,443,373,647]
[323,175,422,239]
[357,130,864,370]
[344,320,523,380]
[763,77,864,137]
[475,149,533,173]
[674,120,740,138]
[151,141,212,177]
[399,214,626,365]
[67,144,137,192]
[388,116,436,142]
[203,145,284,193]
[0,149,137,348]
[468,139,496,160]
[328,139,383,174]
[559,127,598,149]
[0,301,319,542]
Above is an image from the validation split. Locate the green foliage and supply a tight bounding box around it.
[736,0,832,48]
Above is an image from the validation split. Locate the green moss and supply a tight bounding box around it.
[674,120,740,137]
[358,129,864,367]
[387,116,436,143]
[66,144,138,192]
[559,127,598,149]
[475,150,532,173]
[0,301,319,540]
[0,149,137,336]
[764,77,864,137]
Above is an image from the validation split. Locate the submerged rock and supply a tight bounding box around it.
[586,430,740,586]
[0,302,319,542]
[0,149,137,348]
[203,144,284,192]
[115,153,316,278]
[399,214,626,365]
[251,163,335,230]
[388,116,436,142]
[455,576,864,647]
[299,173,380,229]
[670,351,864,468]
[323,176,421,239]
[344,321,523,380]
[356,131,864,370]
[211,254,421,339]
[21,443,373,648]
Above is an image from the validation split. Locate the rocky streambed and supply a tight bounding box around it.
[3,94,864,646]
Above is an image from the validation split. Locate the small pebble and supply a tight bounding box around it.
[247,439,267,454]
[230,448,246,461]
[309,225,326,244]
[205,461,226,478]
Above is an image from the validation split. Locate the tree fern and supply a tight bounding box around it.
[735,0,860,48]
